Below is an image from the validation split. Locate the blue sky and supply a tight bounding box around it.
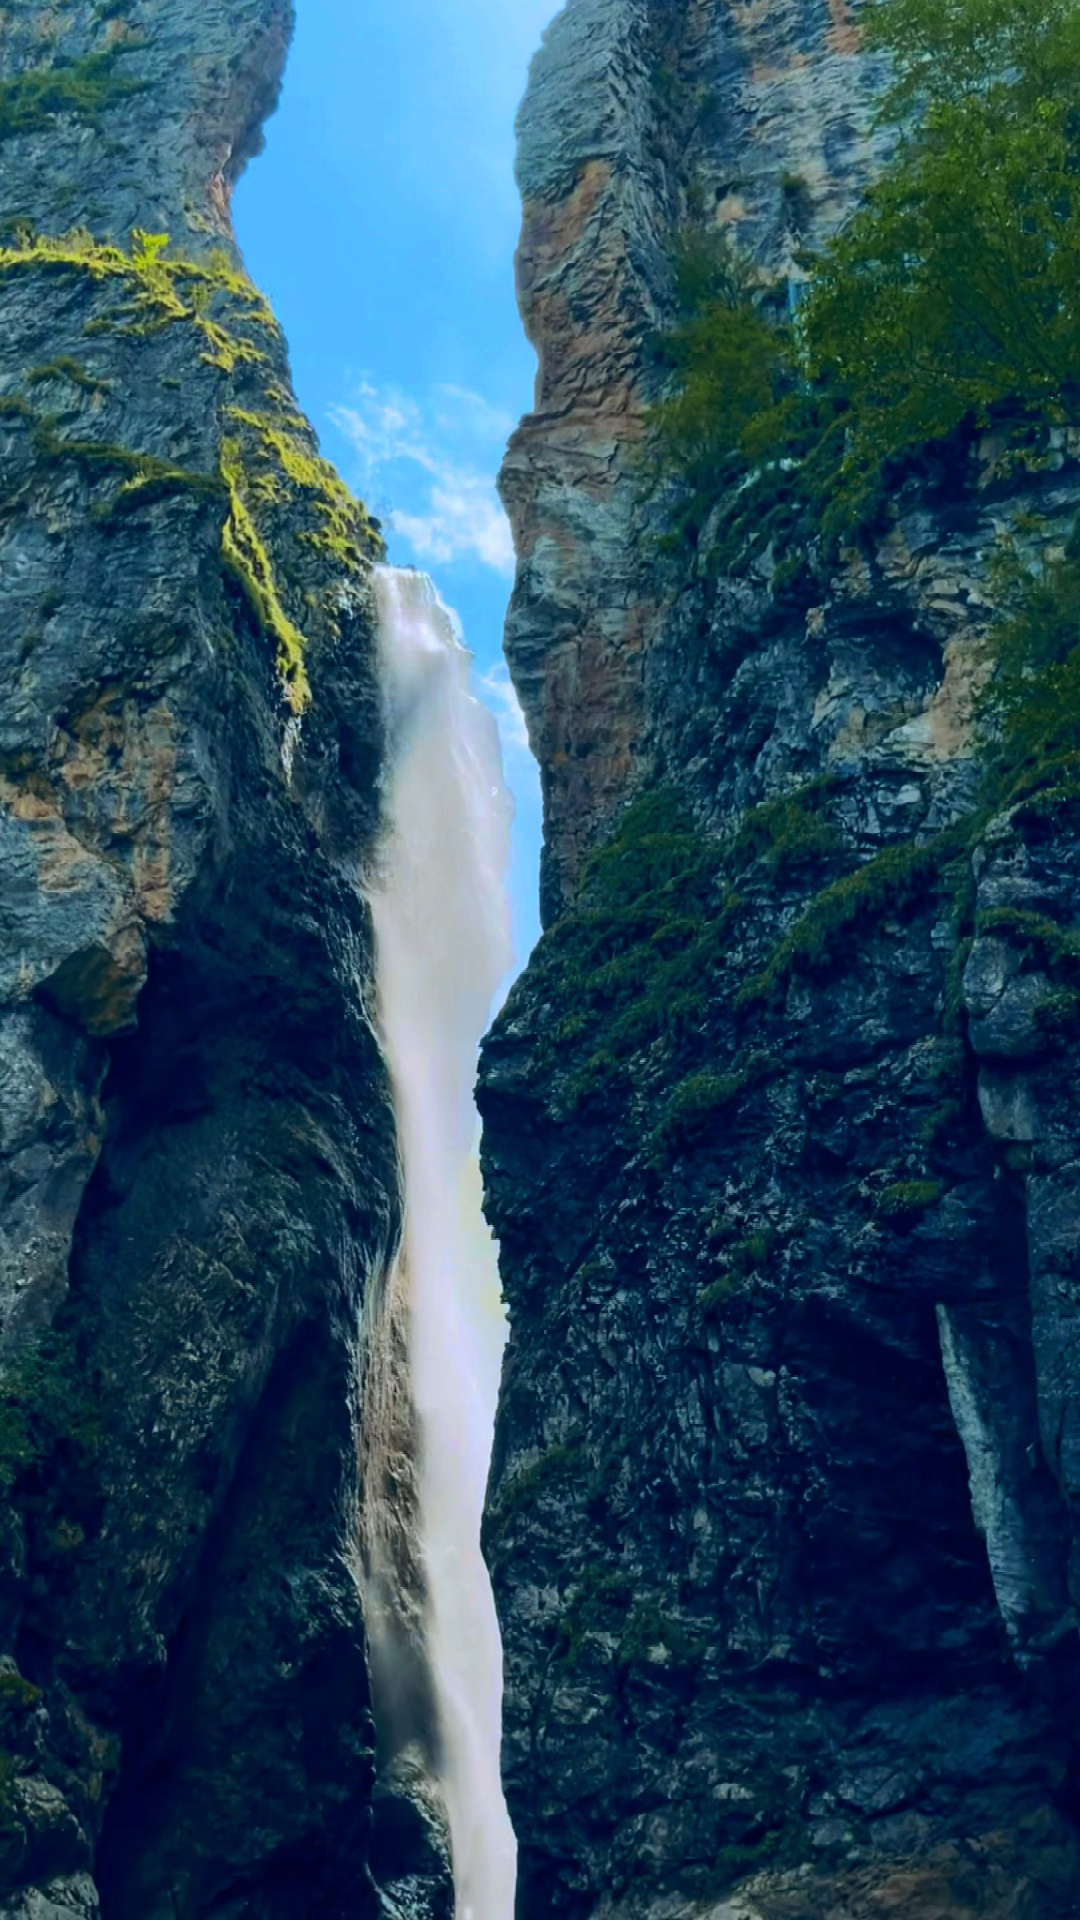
[234,0,561,967]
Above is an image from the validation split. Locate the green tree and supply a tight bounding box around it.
[802,0,1080,508]
[652,0,1080,554]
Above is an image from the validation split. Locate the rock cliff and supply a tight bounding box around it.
[0,3,447,1916]
[482,2,1080,1915]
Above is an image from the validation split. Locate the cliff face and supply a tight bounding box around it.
[0,5,447,1916]
[482,3,1080,1916]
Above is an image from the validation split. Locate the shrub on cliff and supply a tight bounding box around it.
[648,235,848,577]
[803,0,1080,513]
[653,0,1080,557]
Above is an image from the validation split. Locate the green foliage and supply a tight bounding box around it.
[728,777,840,877]
[653,1056,773,1162]
[0,229,383,709]
[696,1229,778,1318]
[652,0,1080,553]
[975,905,1080,976]
[738,833,955,1006]
[979,541,1080,813]
[649,233,786,504]
[26,356,110,394]
[875,1178,946,1223]
[646,233,847,574]
[802,0,1080,512]
[0,48,148,141]
[536,790,734,1107]
[0,1331,101,1496]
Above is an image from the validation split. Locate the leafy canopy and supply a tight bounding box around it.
[803,0,1080,488]
[652,0,1080,557]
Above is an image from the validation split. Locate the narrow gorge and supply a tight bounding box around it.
[0,0,1079,1918]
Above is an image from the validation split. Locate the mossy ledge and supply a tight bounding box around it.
[0,230,384,711]
[0,47,149,143]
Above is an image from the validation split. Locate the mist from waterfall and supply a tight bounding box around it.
[367,565,518,1920]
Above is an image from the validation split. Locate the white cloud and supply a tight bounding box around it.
[479,660,531,757]
[432,384,517,441]
[332,379,516,578]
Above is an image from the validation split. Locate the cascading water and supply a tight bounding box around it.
[366,565,518,1920]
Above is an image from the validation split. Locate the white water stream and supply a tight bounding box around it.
[367,566,518,1920]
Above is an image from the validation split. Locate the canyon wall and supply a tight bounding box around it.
[0,4,447,1915]
[482,2,1080,1915]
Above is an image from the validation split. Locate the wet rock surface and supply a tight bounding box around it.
[482,1,1080,1915]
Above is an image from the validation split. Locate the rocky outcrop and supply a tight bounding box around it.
[482,2,1080,1915]
[0,4,447,1915]
[499,0,890,924]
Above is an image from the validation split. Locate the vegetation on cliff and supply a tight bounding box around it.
[0,229,383,709]
[652,0,1080,566]
[0,46,148,142]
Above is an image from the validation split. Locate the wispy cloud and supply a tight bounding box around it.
[332,380,516,577]
[479,660,531,758]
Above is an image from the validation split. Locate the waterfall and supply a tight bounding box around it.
[366,565,518,1920]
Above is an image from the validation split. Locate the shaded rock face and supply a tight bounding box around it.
[482,2,1080,1916]
[500,0,890,925]
[0,3,449,1916]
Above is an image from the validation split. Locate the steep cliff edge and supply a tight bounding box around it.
[0,4,447,1916]
[482,2,1080,1915]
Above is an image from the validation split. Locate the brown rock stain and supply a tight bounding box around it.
[56,693,179,923]
[826,0,862,56]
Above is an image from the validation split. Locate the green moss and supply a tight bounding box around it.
[221,438,311,712]
[0,229,278,375]
[0,1673,41,1738]
[217,409,380,710]
[535,790,734,1109]
[0,229,384,706]
[876,1179,946,1224]
[655,1071,747,1155]
[697,1229,778,1317]
[0,1331,101,1496]
[551,1571,635,1672]
[0,48,148,141]
[653,1056,773,1162]
[0,391,223,519]
[501,1443,584,1507]
[917,1036,968,1147]
[728,778,841,878]
[712,1826,789,1891]
[483,1444,585,1550]
[226,407,379,573]
[738,833,955,1007]
[696,1274,738,1319]
[26,356,110,394]
[974,906,1080,977]
[615,1600,704,1675]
